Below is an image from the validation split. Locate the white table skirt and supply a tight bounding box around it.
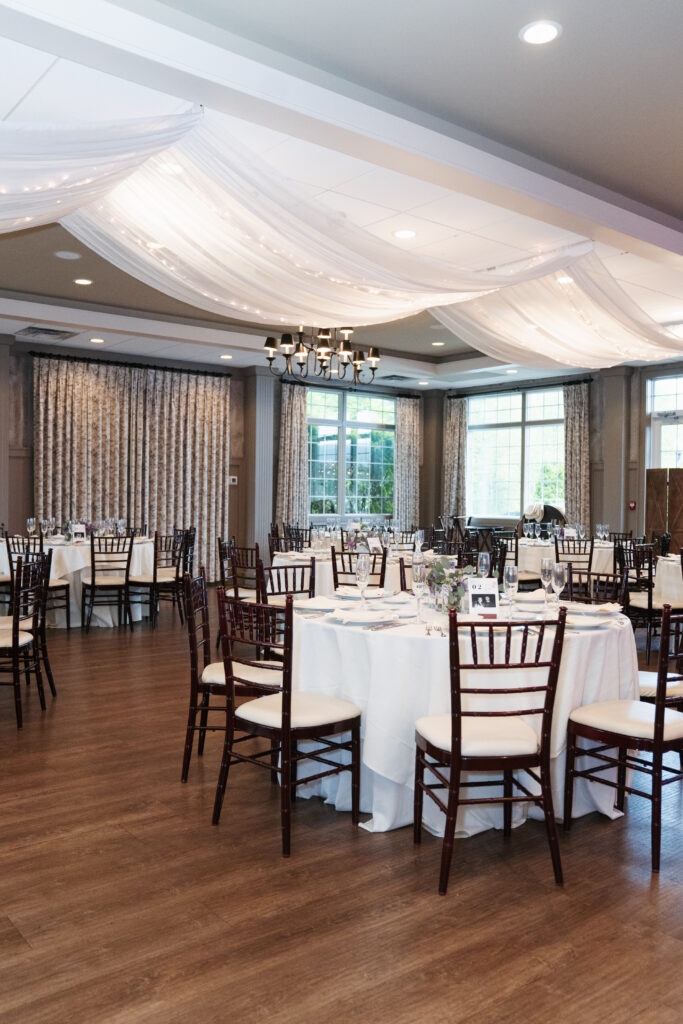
[518,540,614,576]
[654,556,683,607]
[273,551,407,596]
[0,539,154,628]
[291,604,638,837]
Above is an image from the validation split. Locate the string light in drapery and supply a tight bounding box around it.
[264,327,380,385]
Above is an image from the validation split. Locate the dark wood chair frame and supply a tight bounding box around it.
[0,556,48,728]
[566,565,628,606]
[81,534,134,632]
[8,534,71,629]
[181,568,226,782]
[414,606,567,895]
[258,560,316,604]
[212,592,360,856]
[619,542,660,663]
[554,537,594,575]
[331,546,387,589]
[564,604,683,873]
[129,530,183,628]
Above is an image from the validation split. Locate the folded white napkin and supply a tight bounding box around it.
[594,602,622,614]
[336,586,386,599]
[383,591,414,605]
[294,594,340,611]
[325,609,397,626]
[515,589,546,603]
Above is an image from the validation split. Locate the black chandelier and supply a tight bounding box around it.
[264,327,380,385]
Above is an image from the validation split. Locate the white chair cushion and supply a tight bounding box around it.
[224,588,259,602]
[129,574,159,584]
[265,593,300,607]
[156,568,177,581]
[81,574,127,586]
[236,691,360,730]
[0,575,10,585]
[0,629,34,649]
[48,577,69,589]
[638,670,683,700]
[518,570,541,583]
[570,699,683,742]
[415,714,539,757]
[629,592,665,610]
[201,659,283,687]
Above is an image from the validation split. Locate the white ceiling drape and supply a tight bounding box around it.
[0,110,200,233]
[1,109,682,369]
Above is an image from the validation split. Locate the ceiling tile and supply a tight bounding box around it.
[603,253,683,299]
[475,212,586,253]
[334,168,452,211]
[0,38,56,119]
[363,213,456,248]
[260,137,375,189]
[413,232,530,270]
[313,190,399,225]
[616,282,683,323]
[407,192,513,233]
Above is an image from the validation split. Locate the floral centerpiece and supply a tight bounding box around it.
[426,556,475,611]
[346,524,379,552]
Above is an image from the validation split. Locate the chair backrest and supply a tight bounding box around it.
[455,540,479,570]
[555,537,594,573]
[9,555,45,642]
[5,535,42,583]
[566,566,628,606]
[609,530,632,543]
[268,533,289,560]
[155,531,183,576]
[181,528,196,575]
[331,546,387,589]
[653,531,672,557]
[393,531,415,552]
[229,542,261,591]
[398,556,410,592]
[652,606,683,739]
[217,590,290,713]
[284,524,310,552]
[182,568,212,691]
[90,534,133,581]
[448,607,567,758]
[258,559,316,602]
[128,524,148,538]
[490,540,508,585]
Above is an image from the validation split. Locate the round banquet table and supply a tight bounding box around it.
[518,539,614,576]
[290,597,639,837]
[0,538,155,628]
[273,548,409,596]
[653,555,683,607]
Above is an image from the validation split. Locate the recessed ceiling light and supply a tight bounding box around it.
[54,250,81,260]
[431,341,445,347]
[393,229,416,240]
[90,337,104,344]
[519,20,562,45]
[73,278,92,286]
[506,369,518,375]
[556,274,574,284]
[220,354,233,360]
[418,381,430,386]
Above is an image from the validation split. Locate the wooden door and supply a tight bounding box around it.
[646,468,668,541]
[668,468,683,554]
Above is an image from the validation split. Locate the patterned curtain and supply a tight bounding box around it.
[563,382,591,527]
[33,356,230,579]
[442,396,467,516]
[395,397,421,530]
[275,383,309,526]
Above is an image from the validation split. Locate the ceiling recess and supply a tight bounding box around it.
[15,326,77,342]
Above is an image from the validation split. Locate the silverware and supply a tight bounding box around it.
[425,623,432,636]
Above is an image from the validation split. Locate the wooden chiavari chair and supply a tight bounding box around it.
[258,560,316,606]
[565,604,683,873]
[554,537,594,575]
[0,556,48,727]
[212,592,361,856]
[566,565,628,606]
[414,606,568,894]
[81,534,134,632]
[331,546,387,589]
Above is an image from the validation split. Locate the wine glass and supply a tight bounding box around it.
[477,551,490,578]
[355,552,370,608]
[534,523,542,540]
[117,518,126,537]
[503,565,519,619]
[412,560,427,622]
[540,557,553,606]
[578,523,586,540]
[415,529,425,551]
[40,518,49,538]
[26,517,36,537]
[48,517,56,538]
[551,562,566,608]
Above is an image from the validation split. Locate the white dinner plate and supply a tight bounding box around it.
[335,587,391,600]
[566,613,610,629]
[325,609,398,627]
[293,595,340,612]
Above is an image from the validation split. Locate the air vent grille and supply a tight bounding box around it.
[15,326,76,342]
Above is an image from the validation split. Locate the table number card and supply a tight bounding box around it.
[468,578,499,613]
[71,523,86,544]
[367,536,383,554]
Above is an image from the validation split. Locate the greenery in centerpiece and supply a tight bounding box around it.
[426,556,475,610]
[346,523,379,552]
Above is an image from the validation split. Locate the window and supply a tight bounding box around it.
[307,390,395,518]
[648,375,683,468]
[466,388,564,518]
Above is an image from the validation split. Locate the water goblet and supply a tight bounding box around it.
[503,565,519,620]
[551,562,566,609]
[355,552,370,608]
[477,551,490,578]
[412,561,428,622]
[48,517,56,537]
[578,524,586,540]
[26,517,36,537]
[415,529,425,551]
[540,557,553,606]
[534,523,542,540]
[40,518,49,538]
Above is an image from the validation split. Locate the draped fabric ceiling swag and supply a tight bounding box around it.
[1,108,681,370]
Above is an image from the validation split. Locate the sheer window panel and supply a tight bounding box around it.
[524,422,565,507]
[467,426,522,517]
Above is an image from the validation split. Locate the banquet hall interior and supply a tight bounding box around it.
[1,2,683,1021]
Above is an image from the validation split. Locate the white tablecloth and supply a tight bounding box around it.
[654,556,683,607]
[273,550,407,596]
[518,540,614,576]
[291,600,638,836]
[0,539,155,627]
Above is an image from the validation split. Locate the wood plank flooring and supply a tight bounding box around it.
[1,607,682,1023]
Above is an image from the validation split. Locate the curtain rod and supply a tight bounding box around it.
[281,377,421,398]
[446,376,591,398]
[29,350,231,379]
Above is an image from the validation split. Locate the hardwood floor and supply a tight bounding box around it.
[1,608,682,1023]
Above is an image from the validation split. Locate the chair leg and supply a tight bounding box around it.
[212,725,234,825]
[616,746,627,812]
[503,769,513,837]
[125,589,134,633]
[32,649,46,712]
[40,635,57,697]
[86,587,95,633]
[540,762,563,885]
[65,588,71,630]
[563,729,577,830]
[290,738,297,802]
[270,746,279,785]
[12,660,22,729]
[651,753,663,873]
[438,767,461,895]
[181,706,196,783]
[81,586,86,630]
[177,585,185,625]
[281,734,292,857]
[646,620,652,665]
[413,748,425,844]
[197,693,209,757]
[351,721,360,825]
